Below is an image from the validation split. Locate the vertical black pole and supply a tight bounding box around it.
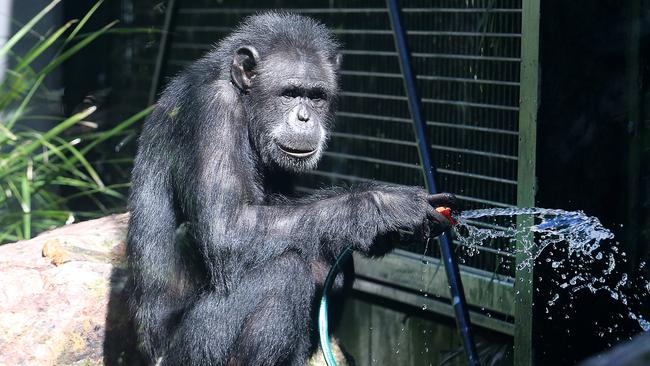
[385,1,480,365]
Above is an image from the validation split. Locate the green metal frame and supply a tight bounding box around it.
[354,250,515,335]
[515,0,541,365]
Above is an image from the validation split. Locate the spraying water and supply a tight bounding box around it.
[453,207,649,331]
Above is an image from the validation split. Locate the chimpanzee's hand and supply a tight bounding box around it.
[353,186,460,254]
[426,192,460,238]
[371,186,458,238]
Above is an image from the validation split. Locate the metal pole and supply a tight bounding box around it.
[385,1,481,365]
[516,0,540,364]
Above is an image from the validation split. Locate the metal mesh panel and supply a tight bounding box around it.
[163,0,523,276]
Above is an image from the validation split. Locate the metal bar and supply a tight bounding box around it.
[323,152,518,185]
[385,1,480,365]
[429,144,518,161]
[416,75,520,87]
[454,194,514,208]
[178,7,522,15]
[337,111,518,135]
[406,30,521,37]
[329,131,417,146]
[323,151,420,169]
[427,121,518,136]
[178,8,388,15]
[342,92,520,111]
[341,49,522,62]
[411,52,521,62]
[341,70,521,86]
[330,132,517,161]
[340,50,397,56]
[422,98,519,111]
[401,8,521,13]
[339,91,407,101]
[332,29,521,37]
[336,111,412,123]
[340,70,403,78]
[515,0,540,364]
[176,28,518,38]
[437,168,517,185]
[148,0,177,105]
[340,90,519,111]
[331,29,393,35]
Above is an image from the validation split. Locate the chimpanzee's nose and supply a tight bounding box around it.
[297,105,310,122]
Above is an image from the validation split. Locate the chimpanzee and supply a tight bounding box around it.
[126,12,456,366]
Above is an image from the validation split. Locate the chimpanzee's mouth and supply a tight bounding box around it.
[277,144,318,158]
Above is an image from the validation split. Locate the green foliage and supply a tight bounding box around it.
[0,0,152,243]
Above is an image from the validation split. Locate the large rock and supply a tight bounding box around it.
[0,214,133,366]
[0,214,348,366]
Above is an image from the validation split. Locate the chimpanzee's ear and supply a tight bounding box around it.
[231,46,259,93]
[332,53,343,70]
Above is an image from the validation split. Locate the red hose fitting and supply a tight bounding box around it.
[436,207,457,225]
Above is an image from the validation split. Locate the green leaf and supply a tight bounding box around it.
[64,0,104,45]
[14,19,78,74]
[80,105,154,154]
[0,0,62,58]
[38,20,118,78]
[0,106,96,172]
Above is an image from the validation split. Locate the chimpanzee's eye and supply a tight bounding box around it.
[308,89,327,101]
[281,88,301,99]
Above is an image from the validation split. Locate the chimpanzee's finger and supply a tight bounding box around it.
[427,209,453,236]
[427,193,460,211]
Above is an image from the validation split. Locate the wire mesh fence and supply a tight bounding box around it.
[124,0,525,278]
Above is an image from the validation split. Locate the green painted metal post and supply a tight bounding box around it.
[515,0,541,365]
[624,0,641,271]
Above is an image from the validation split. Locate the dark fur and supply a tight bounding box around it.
[126,12,455,366]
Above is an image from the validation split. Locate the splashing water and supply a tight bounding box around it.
[453,207,649,332]
[457,207,614,267]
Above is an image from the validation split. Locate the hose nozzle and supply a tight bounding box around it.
[436,207,457,225]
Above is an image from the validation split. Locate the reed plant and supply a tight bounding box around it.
[0,0,152,243]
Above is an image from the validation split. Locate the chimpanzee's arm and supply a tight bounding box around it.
[203,183,455,264]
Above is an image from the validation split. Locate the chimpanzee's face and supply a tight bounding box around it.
[243,49,339,172]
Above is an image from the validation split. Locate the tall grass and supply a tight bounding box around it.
[0,0,152,243]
